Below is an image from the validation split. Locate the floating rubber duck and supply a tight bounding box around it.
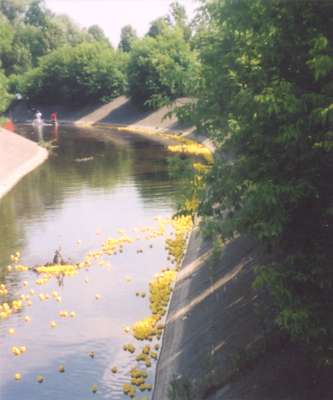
[59,364,65,373]
[15,373,22,381]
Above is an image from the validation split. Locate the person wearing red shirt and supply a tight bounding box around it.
[50,112,58,125]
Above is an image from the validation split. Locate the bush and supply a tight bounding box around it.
[19,42,127,105]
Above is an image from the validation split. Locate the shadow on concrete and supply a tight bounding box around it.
[99,97,151,125]
[9,100,106,124]
[9,96,196,136]
[77,96,195,132]
[154,229,333,400]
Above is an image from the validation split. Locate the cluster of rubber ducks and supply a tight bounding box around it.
[10,251,21,264]
[167,143,213,162]
[0,214,193,398]
[35,264,78,276]
[136,344,158,365]
[131,216,192,345]
[123,343,136,354]
[0,283,8,296]
[149,269,177,316]
[131,269,176,343]
[166,216,193,269]
[122,367,153,397]
[132,315,161,341]
[11,345,26,356]
[0,298,24,320]
[102,235,134,255]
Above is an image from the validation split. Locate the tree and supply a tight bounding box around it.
[50,14,90,46]
[194,0,333,354]
[0,12,14,70]
[146,16,171,38]
[128,29,198,109]
[0,69,11,112]
[88,24,110,45]
[170,1,191,40]
[118,25,137,52]
[19,42,127,105]
[24,0,47,28]
[0,0,30,22]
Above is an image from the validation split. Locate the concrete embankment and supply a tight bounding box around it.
[153,229,265,400]
[154,228,333,400]
[0,128,48,199]
[9,96,213,150]
[11,96,193,132]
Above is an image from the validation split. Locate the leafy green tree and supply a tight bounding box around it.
[88,24,110,46]
[0,12,14,70]
[128,29,198,109]
[50,14,90,47]
[0,0,100,77]
[15,23,49,63]
[194,0,333,354]
[169,1,191,40]
[19,42,127,105]
[0,0,30,22]
[0,0,127,110]
[0,69,11,112]
[118,25,137,52]
[146,16,171,38]
[24,0,47,28]
[2,21,54,74]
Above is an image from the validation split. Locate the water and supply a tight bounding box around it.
[0,124,183,399]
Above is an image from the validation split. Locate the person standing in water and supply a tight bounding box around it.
[50,112,58,126]
[35,110,42,122]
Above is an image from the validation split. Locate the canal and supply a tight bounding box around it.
[0,124,186,399]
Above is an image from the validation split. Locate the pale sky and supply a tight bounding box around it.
[45,0,199,47]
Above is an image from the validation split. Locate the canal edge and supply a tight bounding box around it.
[0,127,48,200]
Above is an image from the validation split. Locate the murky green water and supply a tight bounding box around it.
[0,124,182,399]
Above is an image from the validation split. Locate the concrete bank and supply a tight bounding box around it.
[153,229,333,400]
[0,127,48,199]
[153,228,263,400]
[9,96,214,150]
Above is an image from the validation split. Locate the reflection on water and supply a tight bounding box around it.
[0,124,182,399]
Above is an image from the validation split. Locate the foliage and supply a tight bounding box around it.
[0,69,11,112]
[24,0,47,28]
[146,16,171,38]
[17,42,127,105]
[0,0,31,22]
[168,156,210,219]
[0,0,105,79]
[169,1,192,41]
[118,25,137,52]
[87,24,110,45]
[194,0,333,353]
[146,2,192,42]
[128,28,198,109]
